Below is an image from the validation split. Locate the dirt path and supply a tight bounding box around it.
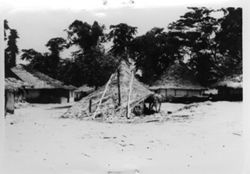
[2,102,244,174]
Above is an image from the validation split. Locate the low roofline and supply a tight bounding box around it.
[211,74,242,89]
[11,65,77,90]
[149,86,207,90]
[211,83,242,89]
[24,86,76,90]
[5,77,33,91]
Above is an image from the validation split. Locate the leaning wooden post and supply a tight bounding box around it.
[92,74,114,119]
[126,70,134,119]
[89,98,92,113]
[117,68,121,106]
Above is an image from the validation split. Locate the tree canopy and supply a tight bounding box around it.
[108,23,137,60]
[167,7,220,85]
[66,20,105,52]
[215,7,242,75]
[130,27,181,84]
[4,20,19,69]
[10,7,241,88]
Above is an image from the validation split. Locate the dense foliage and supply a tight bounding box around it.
[130,27,181,83]
[215,7,242,75]
[4,20,19,69]
[6,7,242,88]
[108,23,137,60]
[166,7,242,86]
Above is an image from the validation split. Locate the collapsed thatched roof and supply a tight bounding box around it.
[62,61,153,120]
[11,65,76,90]
[213,74,242,89]
[150,62,206,90]
[75,85,95,93]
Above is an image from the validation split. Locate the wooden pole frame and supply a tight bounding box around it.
[92,74,114,119]
[117,68,121,106]
[126,70,134,119]
[89,98,92,113]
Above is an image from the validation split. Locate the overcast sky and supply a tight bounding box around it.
[2,0,242,63]
[5,7,188,54]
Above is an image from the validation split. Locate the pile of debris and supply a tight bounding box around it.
[62,61,155,122]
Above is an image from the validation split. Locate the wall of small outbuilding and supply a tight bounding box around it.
[5,90,15,115]
[217,87,242,101]
[24,88,74,103]
[5,88,26,115]
[152,88,204,102]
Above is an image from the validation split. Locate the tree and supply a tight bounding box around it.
[67,47,118,88]
[46,37,67,56]
[5,20,19,68]
[21,20,114,88]
[167,7,242,85]
[56,59,83,87]
[82,49,118,89]
[4,20,9,41]
[20,49,48,73]
[215,7,242,75]
[21,37,68,79]
[108,23,137,59]
[168,7,219,85]
[66,20,105,52]
[45,37,67,77]
[131,27,180,84]
[65,20,119,88]
[20,49,42,62]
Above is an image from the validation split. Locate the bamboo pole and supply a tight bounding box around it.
[126,70,134,119]
[92,74,114,119]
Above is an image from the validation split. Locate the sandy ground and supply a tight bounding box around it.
[1,101,245,174]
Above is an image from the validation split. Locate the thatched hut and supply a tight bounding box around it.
[5,67,32,115]
[212,74,242,101]
[5,77,31,115]
[149,62,207,102]
[74,85,95,101]
[11,65,76,103]
[62,61,153,121]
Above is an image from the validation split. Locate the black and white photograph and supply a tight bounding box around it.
[1,0,249,174]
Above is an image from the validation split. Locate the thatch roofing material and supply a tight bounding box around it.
[62,61,153,120]
[5,77,31,91]
[213,74,242,89]
[5,67,32,91]
[150,62,206,90]
[75,85,95,93]
[11,65,76,90]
